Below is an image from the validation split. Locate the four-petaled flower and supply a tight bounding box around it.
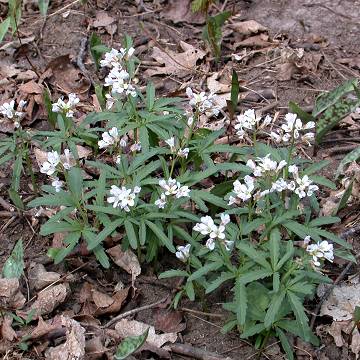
[40,151,60,175]
[306,239,334,267]
[52,93,80,118]
[107,185,141,212]
[175,244,191,262]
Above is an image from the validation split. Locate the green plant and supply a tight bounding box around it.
[115,328,149,359]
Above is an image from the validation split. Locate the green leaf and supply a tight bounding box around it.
[269,227,280,269]
[333,180,353,215]
[145,220,175,252]
[276,328,294,360]
[12,152,23,191]
[237,242,271,270]
[89,32,102,70]
[185,281,195,301]
[139,126,150,153]
[287,291,310,341]
[264,290,285,328]
[230,69,239,114]
[353,306,360,323]
[115,328,149,360]
[234,277,247,325]
[93,246,110,268]
[68,167,83,200]
[309,175,336,189]
[188,261,222,282]
[38,0,49,16]
[146,82,155,111]
[313,78,358,117]
[309,216,340,227]
[206,272,235,294]
[0,17,10,42]
[40,220,81,236]
[158,269,189,279]
[241,323,266,338]
[239,269,273,285]
[43,89,57,127]
[276,241,294,270]
[124,220,138,250]
[8,188,24,210]
[336,147,360,178]
[87,218,124,250]
[53,231,81,264]
[289,101,315,124]
[2,239,24,279]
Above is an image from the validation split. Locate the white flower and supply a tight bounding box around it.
[220,213,230,226]
[271,178,288,192]
[104,67,137,97]
[130,142,141,152]
[186,87,220,116]
[303,236,311,245]
[187,117,194,126]
[175,244,191,262]
[302,132,315,146]
[51,177,63,192]
[155,193,167,209]
[205,238,216,251]
[98,127,119,149]
[247,155,286,177]
[210,225,226,240]
[62,149,74,170]
[232,176,255,202]
[100,48,122,68]
[116,155,121,164]
[119,138,127,147]
[303,121,315,130]
[133,186,141,194]
[306,240,334,267]
[176,185,190,198]
[0,100,15,118]
[105,93,116,109]
[263,115,272,126]
[165,137,175,150]
[40,151,60,175]
[224,240,234,251]
[107,185,140,211]
[52,93,79,118]
[177,148,189,158]
[270,131,282,143]
[193,216,217,236]
[294,175,319,198]
[288,165,298,174]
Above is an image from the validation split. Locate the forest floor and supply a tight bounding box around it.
[0,0,360,359]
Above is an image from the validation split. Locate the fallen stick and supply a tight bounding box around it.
[103,295,169,328]
[169,343,233,360]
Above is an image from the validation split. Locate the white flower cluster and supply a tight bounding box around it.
[235,109,272,139]
[305,236,334,267]
[107,185,141,212]
[175,244,191,262]
[186,87,220,116]
[246,154,287,177]
[0,99,27,127]
[155,178,190,208]
[228,175,255,205]
[98,127,127,149]
[101,47,137,100]
[52,93,80,118]
[40,149,75,192]
[270,113,315,146]
[164,137,189,159]
[193,214,233,251]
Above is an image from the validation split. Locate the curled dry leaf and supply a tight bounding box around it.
[114,319,177,350]
[229,20,268,35]
[28,262,61,291]
[45,316,86,360]
[1,315,17,342]
[145,41,206,78]
[92,11,116,27]
[46,55,90,95]
[107,245,141,284]
[85,336,108,360]
[162,0,205,24]
[19,81,44,95]
[94,287,129,316]
[235,34,272,48]
[29,316,63,340]
[154,309,186,333]
[321,280,360,320]
[0,278,26,309]
[91,288,114,309]
[29,283,69,318]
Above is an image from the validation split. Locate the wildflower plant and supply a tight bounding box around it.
[0,34,352,359]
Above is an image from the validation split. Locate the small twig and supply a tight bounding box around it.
[328,144,359,155]
[310,252,360,329]
[169,343,233,360]
[103,295,169,328]
[179,307,224,319]
[76,37,95,87]
[321,50,347,80]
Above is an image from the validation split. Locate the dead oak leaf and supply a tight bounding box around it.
[1,315,17,342]
[19,81,43,95]
[229,20,268,35]
[145,41,205,78]
[28,262,61,291]
[114,319,177,350]
[92,11,115,27]
[91,289,114,309]
[94,287,129,316]
[162,0,205,24]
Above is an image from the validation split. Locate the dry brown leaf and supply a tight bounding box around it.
[154,309,186,333]
[337,57,360,70]
[29,316,63,340]
[107,246,141,281]
[46,55,90,95]
[94,287,129,316]
[0,278,26,309]
[19,81,43,95]
[28,263,61,291]
[235,34,272,48]
[1,315,17,341]
[29,283,69,317]
[229,20,268,35]
[16,70,38,81]
[352,328,360,359]
[207,73,231,94]
[162,0,205,24]
[321,280,360,321]
[115,319,177,350]
[92,11,115,27]
[91,289,114,308]
[145,41,206,78]
[45,316,85,360]
[85,336,107,360]
[276,62,299,81]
